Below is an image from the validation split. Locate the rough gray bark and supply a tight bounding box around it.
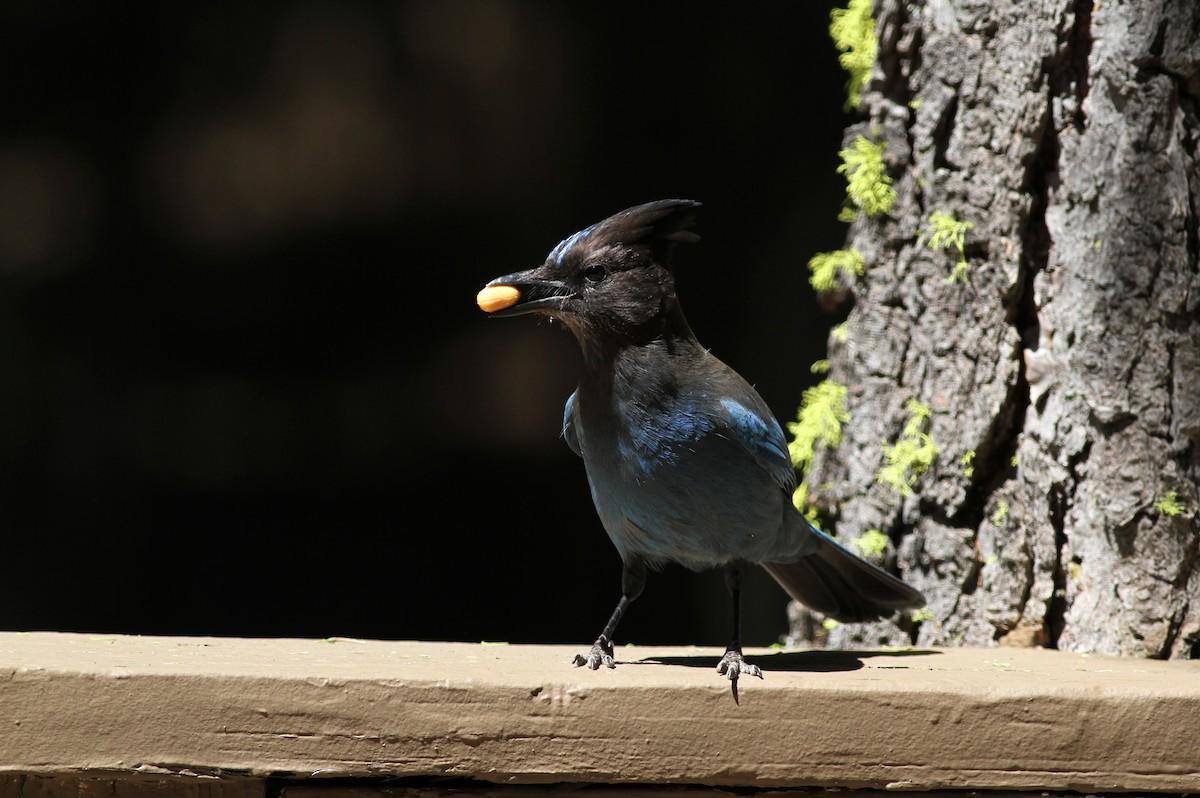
[799,0,1200,657]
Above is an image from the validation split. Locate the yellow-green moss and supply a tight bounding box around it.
[788,380,850,471]
[910,607,935,623]
[920,210,974,283]
[838,136,895,219]
[878,398,939,496]
[1156,491,1184,516]
[787,380,850,519]
[851,529,890,559]
[790,482,820,523]
[829,0,877,110]
[808,247,865,293]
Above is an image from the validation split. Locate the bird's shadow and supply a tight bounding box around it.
[628,647,940,673]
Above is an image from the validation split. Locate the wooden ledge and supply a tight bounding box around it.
[1,633,1198,794]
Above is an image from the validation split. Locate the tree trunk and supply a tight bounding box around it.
[800,0,1200,658]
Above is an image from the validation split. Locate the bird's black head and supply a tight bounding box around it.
[477,200,700,349]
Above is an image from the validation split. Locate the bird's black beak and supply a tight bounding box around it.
[476,270,573,318]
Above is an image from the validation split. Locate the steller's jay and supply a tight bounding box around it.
[476,200,925,694]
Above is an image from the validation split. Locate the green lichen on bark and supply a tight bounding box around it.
[829,0,877,110]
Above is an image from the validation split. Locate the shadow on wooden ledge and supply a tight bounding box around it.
[627,647,942,672]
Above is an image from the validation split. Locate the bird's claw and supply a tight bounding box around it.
[717,649,763,680]
[717,649,762,703]
[572,637,616,669]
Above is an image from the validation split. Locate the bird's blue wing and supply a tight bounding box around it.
[562,390,582,457]
[717,397,797,493]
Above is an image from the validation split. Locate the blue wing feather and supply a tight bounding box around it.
[717,397,797,494]
[562,390,582,457]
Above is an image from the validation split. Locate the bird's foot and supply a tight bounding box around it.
[717,648,763,680]
[572,636,616,669]
[716,648,762,703]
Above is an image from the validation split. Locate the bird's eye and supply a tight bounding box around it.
[583,264,607,283]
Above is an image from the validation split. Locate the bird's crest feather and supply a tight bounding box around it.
[550,199,700,267]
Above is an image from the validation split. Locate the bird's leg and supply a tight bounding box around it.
[716,560,763,700]
[574,558,645,670]
[572,596,627,670]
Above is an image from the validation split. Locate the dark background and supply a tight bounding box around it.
[0,2,852,649]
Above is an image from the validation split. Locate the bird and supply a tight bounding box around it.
[476,199,925,696]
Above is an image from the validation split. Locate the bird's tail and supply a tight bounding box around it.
[761,521,925,623]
